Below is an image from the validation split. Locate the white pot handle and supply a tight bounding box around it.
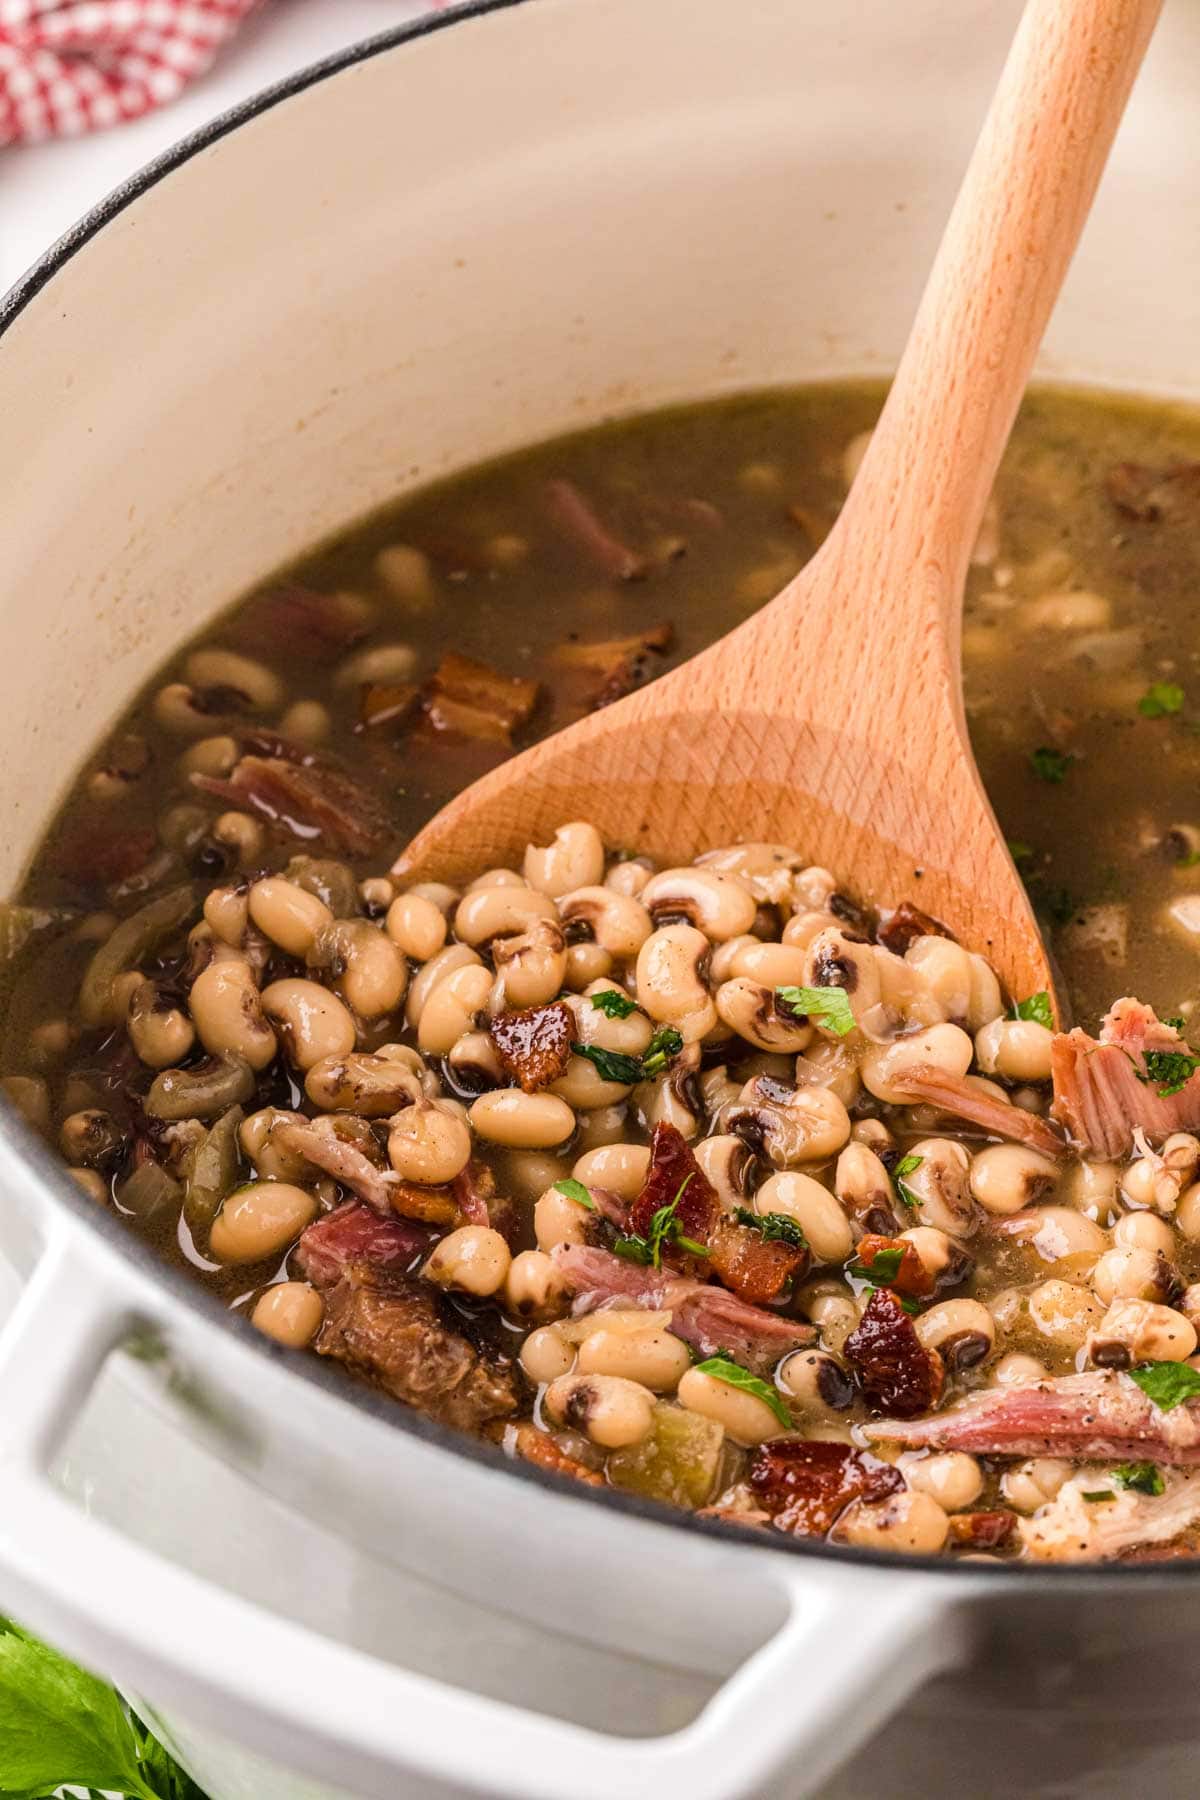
[0,1230,968,1800]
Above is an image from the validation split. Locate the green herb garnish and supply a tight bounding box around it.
[893,1152,923,1210]
[1007,840,1034,864]
[734,1206,807,1249]
[554,1177,596,1210]
[1012,990,1053,1029]
[693,1355,791,1428]
[1178,851,1200,868]
[642,1025,685,1076]
[1138,681,1185,718]
[775,985,856,1037]
[1081,1490,1116,1504]
[1113,1461,1166,1496]
[1136,1048,1200,1098]
[589,988,639,1019]
[613,1175,707,1269]
[850,1245,905,1284]
[573,1026,683,1085]
[1029,745,1075,784]
[1129,1362,1200,1411]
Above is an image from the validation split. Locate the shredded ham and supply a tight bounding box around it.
[1051,997,1200,1158]
[544,478,648,580]
[274,1119,396,1214]
[296,1202,430,1287]
[891,1063,1067,1158]
[1021,1471,1200,1561]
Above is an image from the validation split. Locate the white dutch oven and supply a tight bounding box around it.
[2,2,1200,1795]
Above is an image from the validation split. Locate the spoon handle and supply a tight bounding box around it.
[833,0,1160,633]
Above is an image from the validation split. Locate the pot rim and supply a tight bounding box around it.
[0,0,1190,1587]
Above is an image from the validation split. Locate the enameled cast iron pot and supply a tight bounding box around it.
[2,3,1200,1795]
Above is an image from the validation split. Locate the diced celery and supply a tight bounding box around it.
[608,1402,724,1508]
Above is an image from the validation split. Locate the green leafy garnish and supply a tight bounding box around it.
[589,988,639,1019]
[554,1177,595,1210]
[1138,681,1185,718]
[692,1355,791,1428]
[1129,1362,1200,1411]
[1012,991,1053,1029]
[0,1617,205,1799]
[1136,1048,1200,1098]
[893,1152,923,1210]
[613,1176,707,1269]
[1081,1490,1115,1504]
[1113,1461,1166,1496]
[1177,851,1200,868]
[1007,840,1034,864]
[642,1025,685,1076]
[1029,745,1075,783]
[572,1026,683,1085]
[850,1245,905,1284]
[775,985,856,1037]
[734,1206,807,1249]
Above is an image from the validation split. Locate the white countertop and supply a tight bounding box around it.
[1,0,430,294]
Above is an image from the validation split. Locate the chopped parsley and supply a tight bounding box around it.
[1129,1362,1200,1411]
[692,1355,792,1428]
[1081,1490,1115,1504]
[1113,1461,1166,1497]
[849,1245,905,1284]
[1011,990,1054,1029]
[554,1177,595,1210]
[1136,1048,1200,1098]
[571,1024,683,1085]
[734,1206,807,1249]
[1007,840,1034,865]
[1178,851,1200,868]
[1137,681,1185,718]
[1029,745,1075,784]
[642,1025,685,1076]
[589,988,639,1019]
[612,1175,707,1268]
[893,1152,923,1211]
[775,985,856,1037]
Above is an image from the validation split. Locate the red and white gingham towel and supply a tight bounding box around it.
[0,0,263,146]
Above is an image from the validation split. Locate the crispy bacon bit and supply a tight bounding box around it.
[707,1216,809,1305]
[748,1438,903,1538]
[497,1421,604,1487]
[891,1064,1067,1159]
[359,683,419,730]
[876,901,954,958]
[947,1509,1016,1550]
[553,623,674,673]
[451,1159,496,1230]
[315,1261,518,1430]
[193,743,389,854]
[389,1180,460,1227]
[628,1123,719,1252]
[418,652,540,745]
[845,1288,944,1418]
[1105,461,1200,522]
[296,1201,430,1287]
[230,586,372,659]
[51,822,157,886]
[489,1001,573,1093]
[854,1233,933,1299]
[552,1244,814,1374]
[1051,997,1200,1159]
[544,477,648,580]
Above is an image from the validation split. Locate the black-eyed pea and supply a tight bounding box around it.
[969,1144,1060,1216]
[677,1366,783,1446]
[777,1349,854,1415]
[204,885,249,947]
[1,1075,50,1135]
[470,1089,576,1149]
[252,1281,324,1347]
[1114,1211,1178,1259]
[635,924,716,1042]
[636,1063,702,1139]
[522,822,605,898]
[375,542,434,607]
[544,1373,656,1449]
[1001,1205,1107,1266]
[716,978,813,1053]
[904,935,974,1023]
[1181,1284,1200,1327]
[240,1108,310,1181]
[793,1037,861,1109]
[860,1025,974,1103]
[388,1101,472,1184]
[1026,1278,1103,1350]
[126,977,196,1069]
[180,733,239,778]
[1057,1159,1118,1220]
[1001,1458,1072,1512]
[333,642,418,690]
[417,963,495,1055]
[552,1055,633,1111]
[572,1142,650,1198]
[424,1225,512,1297]
[974,1017,1053,1082]
[966,954,1005,1031]
[709,935,761,984]
[498,1151,570,1201]
[534,1183,593,1251]
[386,891,447,962]
[874,948,944,1030]
[1087,1298,1197,1366]
[1177,1181,1200,1242]
[991,1351,1049,1385]
[279,699,331,745]
[692,1134,758,1210]
[558,887,653,960]
[1091,1245,1175,1306]
[503,1249,569,1321]
[801,928,881,1027]
[899,1137,976,1237]
[1016,589,1112,632]
[574,1103,630,1153]
[466,868,528,892]
[190,958,278,1071]
[576,1326,691,1391]
[261,978,355,1071]
[307,920,408,1018]
[898,1226,975,1293]
[209,1182,317,1264]
[781,909,838,952]
[520,1325,575,1384]
[404,944,483,1028]
[640,867,757,943]
[834,1141,896,1233]
[213,811,264,866]
[68,1167,109,1203]
[798,1280,862,1354]
[491,919,568,1009]
[900,1452,983,1511]
[754,1170,852,1264]
[851,1118,895,1154]
[604,859,654,900]
[571,985,653,1058]
[454,883,556,948]
[304,1051,422,1116]
[563,942,615,989]
[186,646,284,711]
[914,1298,996,1372]
[729,941,810,989]
[447,1031,505,1091]
[836,1490,949,1554]
[728,1077,851,1165]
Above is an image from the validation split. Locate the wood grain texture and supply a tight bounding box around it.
[395,0,1160,1005]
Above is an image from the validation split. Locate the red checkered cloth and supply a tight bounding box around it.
[0,0,263,146]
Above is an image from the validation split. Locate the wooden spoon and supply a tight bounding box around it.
[395,0,1160,1003]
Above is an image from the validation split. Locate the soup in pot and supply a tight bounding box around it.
[6,381,1200,1564]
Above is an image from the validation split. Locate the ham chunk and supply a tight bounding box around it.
[274,1118,396,1214]
[1051,997,1200,1159]
[193,741,388,854]
[295,1201,430,1287]
[419,652,540,744]
[706,1216,809,1306]
[489,1001,573,1093]
[891,1065,1067,1158]
[845,1288,943,1418]
[544,478,648,580]
[1020,1471,1200,1562]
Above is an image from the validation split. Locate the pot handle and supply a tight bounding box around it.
[0,1231,968,1800]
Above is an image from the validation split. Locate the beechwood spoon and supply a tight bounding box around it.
[395,0,1161,1006]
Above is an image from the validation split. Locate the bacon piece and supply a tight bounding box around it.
[296,1201,430,1287]
[845,1288,943,1418]
[496,1421,604,1487]
[274,1119,395,1214]
[1051,997,1200,1158]
[947,1509,1016,1550]
[1105,461,1200,522]
[315,1261,518,1430]
[875,902,954,958]
[359,683,419,730]
[628,1123,720,1258]
[553,623,674,672]
[891,1064,1067,1158]
[868,1370,1200,1463]
[854,1233,933,1299]
[706,1216,809,1305]
[489,1001,573,1093]
[1020,1471,1200,1562]
[193,746,388,854]
[230,586,372,659]
[419,652,540,745]
[748,1438,903,1538]
[552,1244,814,1374]
[544,477,648,580]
